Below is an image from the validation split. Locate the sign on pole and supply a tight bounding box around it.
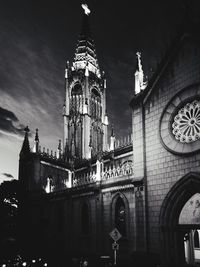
[109,228,122,265]
[112,242,119,250]
[109,228,122,242]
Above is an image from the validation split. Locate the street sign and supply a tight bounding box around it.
[109,228,122,242]
[112,242,119,250]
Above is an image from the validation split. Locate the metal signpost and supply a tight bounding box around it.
[109,228,122,265]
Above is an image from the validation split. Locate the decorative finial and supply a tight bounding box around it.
[85,63,89,77]
[35,128,39,141]
[20,126,30,156]
[136,52,142,71]
[89,134,92,147]
[58,139,61,150]
[57,140,62,159]
[135,51,147,94]
[81,3,91,16]
[32,128,39,153]
[111,126,115,137]
[110,126,116,151]
[24,126,30,133]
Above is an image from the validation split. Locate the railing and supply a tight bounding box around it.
[32,146,67,163]
[114,134,133,149]
[73,171,96,187]
[102,161,134,180]
[72,161,134,187]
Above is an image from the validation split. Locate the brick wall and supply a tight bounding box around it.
[143,38,200,252]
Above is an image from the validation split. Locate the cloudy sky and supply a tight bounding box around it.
[0,0,184,183]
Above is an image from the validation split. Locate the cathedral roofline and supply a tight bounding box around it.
[29,142,133,172]
[130,14,200,109]
[20,126,31,157]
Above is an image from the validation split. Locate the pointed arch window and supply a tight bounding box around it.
[71,83,83,114]
[194,230,200,248]
[81,202,90,235]
[115,197,126,236]
[90,87,101,119]
[91,88,100,98]
[71,83,82,95]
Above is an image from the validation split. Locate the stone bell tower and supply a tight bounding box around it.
[63,4,108,160]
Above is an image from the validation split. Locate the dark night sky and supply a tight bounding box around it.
[0,0,184,182]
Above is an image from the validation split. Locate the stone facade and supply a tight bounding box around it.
[130,15,200,267]
[19,144,143,263]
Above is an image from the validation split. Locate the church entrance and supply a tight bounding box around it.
[179,193,200,265]
[159,173,200,267]
[183,229,200,265]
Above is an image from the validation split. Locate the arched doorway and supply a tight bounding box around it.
[180,194,200,265]
[159,172,200,267]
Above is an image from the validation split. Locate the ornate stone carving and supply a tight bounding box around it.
[172,100,200,143]
[102,161,134,180]
[159,85,200,154]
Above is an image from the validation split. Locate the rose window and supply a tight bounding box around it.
[172,100,200,143]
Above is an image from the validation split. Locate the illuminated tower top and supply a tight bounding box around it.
[72,4,101,78]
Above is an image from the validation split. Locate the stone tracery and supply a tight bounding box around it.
[172,100,200,143]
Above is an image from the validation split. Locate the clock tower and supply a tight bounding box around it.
[63,5,108,160]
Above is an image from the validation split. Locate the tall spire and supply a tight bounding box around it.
[110,127,116,151]
[134,52,147,95]
[63,3,108,160]
[32,128,39,153]
[81,4,91,37]
[73,4,101,77]
[20,126,30,156]
[57,139,62,159]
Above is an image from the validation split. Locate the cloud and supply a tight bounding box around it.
[1,173,14,179]
[0,20,64,148]
[0,106,25,137]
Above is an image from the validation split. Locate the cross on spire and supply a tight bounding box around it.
[73,3,100,76]
[81,3,91,16]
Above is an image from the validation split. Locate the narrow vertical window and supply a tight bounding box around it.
[194,230,200,248]
[115,197,126,236]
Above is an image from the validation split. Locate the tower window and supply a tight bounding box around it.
[70,83,83,114]
[81,202,90,235]
[71,83,82,95]
[90,88,101,120]
[115,197,126,236]
[91,88,100,98]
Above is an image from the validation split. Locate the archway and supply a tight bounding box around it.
[159,172,200,267]
[111,192,130,238]
[180,194,200,265]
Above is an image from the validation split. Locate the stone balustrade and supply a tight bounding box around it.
[73,171,96,187]
[102,161,134,180]
[72,161,134,187]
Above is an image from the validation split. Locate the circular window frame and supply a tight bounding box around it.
[172,100,200,143]
[159,83,200,155]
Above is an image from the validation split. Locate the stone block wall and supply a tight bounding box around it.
[143,38,200,252]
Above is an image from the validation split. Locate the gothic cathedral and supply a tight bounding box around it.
[19,3,200,267]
